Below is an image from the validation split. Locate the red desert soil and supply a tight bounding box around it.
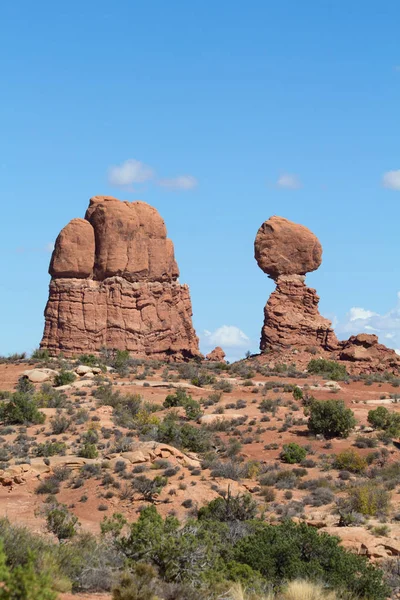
[1,357,400,579]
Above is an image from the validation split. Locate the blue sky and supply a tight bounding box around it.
[1,1,400,360]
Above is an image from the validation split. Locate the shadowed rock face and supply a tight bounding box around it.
[41,196,200,360]
[255,216,338,352]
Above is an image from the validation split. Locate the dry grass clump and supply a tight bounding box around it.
[223,580,337,600]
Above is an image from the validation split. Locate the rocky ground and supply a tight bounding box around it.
[2,352,400,597]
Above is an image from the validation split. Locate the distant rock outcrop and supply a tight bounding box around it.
[255,216,338,352]
[40,196,200,360]
[206,347,226,362]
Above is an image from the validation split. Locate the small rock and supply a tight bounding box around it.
[23,368,58,383]
[76,365,93,375]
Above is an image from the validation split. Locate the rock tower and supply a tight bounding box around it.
[40,196,200,359]
[254,216,339,352]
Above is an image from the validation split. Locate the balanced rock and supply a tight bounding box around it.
[40,196,200,360]
[255,217,338,352]
[255,216,322,280]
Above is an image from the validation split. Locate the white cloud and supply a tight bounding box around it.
[382,170,400,191]
[158,175,198,190]
[276,173,302,190]
[15,243,55,254]
[108,159,154,187]
[336,292,400,350]
[348,307,378,322]
[202,325,250,348]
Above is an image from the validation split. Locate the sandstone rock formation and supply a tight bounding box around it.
[205,346,226,362]
[40,196,200,360]
[254,216,400,374]
[260,274,339,352]
[339,334,400,372]
[255,216,338,352]
[255,216,322,279]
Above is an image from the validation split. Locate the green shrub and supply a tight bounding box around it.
[347,483,391,516]
[45,503,79,540]
[307,399,356,438]
[307,359,348,381]
[234,519,388,599]
[54,371,76,387]
[334,449,367,473]
[163,389,202,420]
[0,540,56,600]
[0,392,45,425]
[35,441,67,457]
[31,348,50,361]
[292,386,303,401]
[78,443,98,459]
[198,492,257,522]
[156,414,211,453]
[77,354,98,367]
[280,443,307,464]
[368,407,400,437]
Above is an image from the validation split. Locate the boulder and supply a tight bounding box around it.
[254,216,322,280]
[50,218,95,278]
[23,368,58,383]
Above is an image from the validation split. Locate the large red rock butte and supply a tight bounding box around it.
[254,216,400,374]
[40,196,200,360]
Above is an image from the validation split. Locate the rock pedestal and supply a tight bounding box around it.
[260,274,339,351]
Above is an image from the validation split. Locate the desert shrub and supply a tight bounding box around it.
[280,443,307,464]
[96,390,143,429]
[292,386,303,401]
[155,414,211,453]
[0,541,56,599]
[78,443,98,459]
[213,380,234,393]
[307,399,356,438]
[78,354,98,367]
[307,359,348,381]
[354,435,378,449]
[45,503,79,540]
[163,388,201,419]
[54,371,76,387]
[35,477,60,495]
[0,392,45,425]
[198,492,257,522]
[35,384,67,408]
[210,459,248,481]
[334,449,367,473]
[346,483,391,516]
[259,399,278,413]
[304,487,335,506]
[112,564,160,600]
[191,372,216,387]
[35,441,67,457]
[368,406,400,437]
[163,388,189,408]
[31,348,50,361]
[234,519,388,599]
[132,476,167,502]
[50,412,71,434]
